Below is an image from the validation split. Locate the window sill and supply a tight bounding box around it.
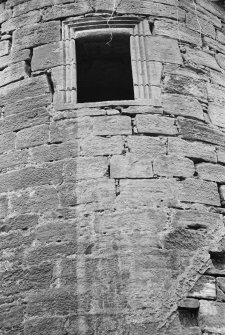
[54,99,160,111]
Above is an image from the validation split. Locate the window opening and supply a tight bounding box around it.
[76,32,134,103]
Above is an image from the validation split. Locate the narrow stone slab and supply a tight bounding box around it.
[188,275,216,300]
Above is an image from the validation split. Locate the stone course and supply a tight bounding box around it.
[1,0,225,335]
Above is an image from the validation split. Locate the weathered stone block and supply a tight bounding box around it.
[80,136,124,156]
[32,42,64,71]
[171,209,222,230]
[64,157,108,181]
[196,163,225,183]
[186,12,215,38]
[163,94,204,120]
[0,162,63,194]
[117,1,185,20]
[43,2,91,21]
[146,36,183,64]
[94,208,168,248]
[154,20,202,47]
[0,61,28,88]
[93,115,132,136]
[13,21,60,50]
[168,137,216,163]
[220,185,225,202]
[24,316,65,335]
[199,300,225,333]
[10,185,59,215]
[153,154,195,178]
[183,47,221,71]
[58,179,115,207]
[0,48,31,70]
[217,277,225,302]
[196,0,224,19]
[116,179,180,209]
[136,114,177,135]
[179,178,220,206]
[1,10,41,33]
[188,275,216,300]
[0,132,15,154]
[127,136,167,158]
[0,76,50,114]
[0,40,10,57]
[163,74,207,100]
[30,142,79,163]
[0,150,28,171]
[177,117,225,147]
[16,124,49,149]
[217,148,225,164]
[49,118,93,143]
[0,214,38,233]
[110,154,153,179]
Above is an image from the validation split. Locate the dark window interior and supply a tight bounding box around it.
[76,32,134,103]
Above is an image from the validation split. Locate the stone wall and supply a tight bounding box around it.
[1,0,225,334]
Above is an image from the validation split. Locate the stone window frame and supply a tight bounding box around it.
[59,15,161,109]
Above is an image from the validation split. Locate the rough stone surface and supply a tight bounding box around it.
[1,1,225,334]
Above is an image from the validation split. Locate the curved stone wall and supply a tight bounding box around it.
[1,0,225,334]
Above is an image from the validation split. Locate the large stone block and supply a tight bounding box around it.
[0,162,63,194]
[43,2,91,21]
[13,21,60,50]
[10,185,59,215]
[94,208,168,248]
[58,179,116,208]
[127,136,167,158]
[154,20,202,47]
[171,209,223,230]
[136,114,178,135]
[1,10,41,33]
[163,94,204,120]
[153,154,195,178]
[168,137,216,163]
[0,61,28,88]
[93,115,132,136]
[179,178,220,206]
[16,124,49,149]
[0,76,51,113]
[0,149,28,171]
[196,162,225,183]
[177,117,225,147]
[186,12,216,38]
[110,154,154,179]
[30,142,79,163]
[117,1,185,20]
[32,42,64,71]
[64,157,108,181]
[199,300,225,333]
[24,316,65,335]
[183,47,221,71]
[0,214,38,233]
[116,179,180,209]
[163,74,207,100]
[0,49,31,70]
[79,136,124,156]
[146,36,183,64]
